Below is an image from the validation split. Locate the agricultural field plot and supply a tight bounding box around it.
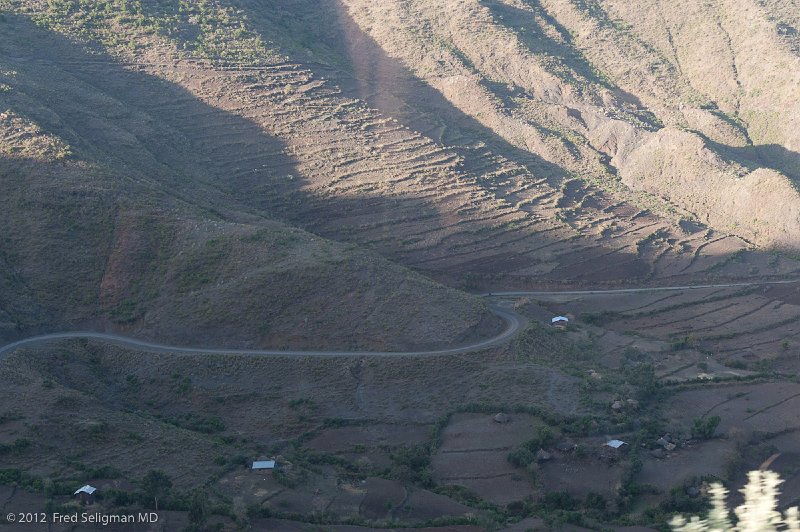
[437,413,547,451]
[662,383,800,509]
[431,413,544,504]
[305,424,430,453]
[532,284,800,373]
[538,457,626,501]
[536,287,744,318]
[636,439,736,491]
[667,382,800,436]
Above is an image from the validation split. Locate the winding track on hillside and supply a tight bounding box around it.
[0,306,523,358]
[1,279,797,358]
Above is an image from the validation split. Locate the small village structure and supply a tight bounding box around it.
[556,441,577,453]
[604,439,628,451]
[551,316,569,329]
[74,485,97,504]
[611,398,640,412]
[535,449,553,462]
[657,436,677,451]
[251,460,276,471]
[493,412,510,424]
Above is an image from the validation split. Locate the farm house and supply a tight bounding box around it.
[251,460,276,471]
[74,485,97,504]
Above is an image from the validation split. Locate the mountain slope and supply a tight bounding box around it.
[0,13,494,349]
[339,0,800,247]
[1,0,799,347]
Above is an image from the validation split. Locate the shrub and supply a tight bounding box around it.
[507,447,535,468]
[187,416,225,434]
[0,438,30,455]
[139,470,172,511]
[390,445,433,486]
[541,491,578,511]
[691,416,721,440]
[584,492,607,511]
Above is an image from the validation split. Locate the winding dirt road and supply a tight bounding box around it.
[1,279,797,358]
[0,306,523,358]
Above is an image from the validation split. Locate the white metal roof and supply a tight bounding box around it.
[605,439,627,449]
[551,316,569,323]
[252,460,276,469]
[74,485,97,495]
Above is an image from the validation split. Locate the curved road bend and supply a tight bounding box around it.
[1,279,798,359]
[0,306,523,359]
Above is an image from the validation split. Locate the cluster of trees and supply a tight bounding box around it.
[507,426,556,468]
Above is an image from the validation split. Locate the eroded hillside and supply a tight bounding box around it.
[339,0,800,246]
[1,0,799,347]
[0,13,494,350]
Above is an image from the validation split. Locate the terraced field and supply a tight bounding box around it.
[4,1,799,315]
[338,0,800,248]
[431,413,542,504]
[2,0,800,529]
[534,284,800,371]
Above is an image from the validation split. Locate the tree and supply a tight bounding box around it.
[188,489,209,528]
[671,470,800,531]
[507,446,534,468]
[691,416,721,440]
[140,470,172,511]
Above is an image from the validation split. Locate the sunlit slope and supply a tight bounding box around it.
[340,0,800,247]
[2,0,799,312]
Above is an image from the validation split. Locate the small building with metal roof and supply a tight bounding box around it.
[74,485,97,504]
[251,460,276,470]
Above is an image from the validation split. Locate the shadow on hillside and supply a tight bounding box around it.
[484,0,654,118]
[708,139,800,185]
[0,16,295,224]
[236,0,568,183]
[484,0,607,88]
[0,14,520,347]
[0,11,685,299]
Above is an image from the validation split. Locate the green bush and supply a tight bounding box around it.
[541,491,578,511]
[187,416,225,434]
[507,447,535,468]
[390,445,433,486]
[584,492,607,511]
[691,416,721,440]
[0,438,30,455]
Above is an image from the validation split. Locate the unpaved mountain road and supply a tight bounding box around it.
[0,306,523,358]
[1,280,797,358]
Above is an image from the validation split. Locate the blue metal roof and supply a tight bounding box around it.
[74,485,97,495]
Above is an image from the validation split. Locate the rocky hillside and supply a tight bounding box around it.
[0,10,492,350]
[341,0,800,247]
[1,0,799,346]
